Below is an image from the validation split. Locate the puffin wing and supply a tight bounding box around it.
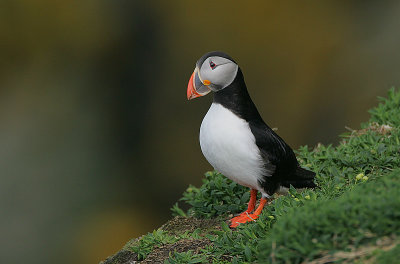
[248,120,315,195]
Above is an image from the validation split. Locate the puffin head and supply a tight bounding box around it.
[187,51,239,100]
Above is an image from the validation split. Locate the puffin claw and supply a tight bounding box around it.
[229,213,259,228]
[229,212,248,224]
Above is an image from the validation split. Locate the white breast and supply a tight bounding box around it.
[199,103,267,191]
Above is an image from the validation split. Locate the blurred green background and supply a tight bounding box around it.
[1,1,400,263]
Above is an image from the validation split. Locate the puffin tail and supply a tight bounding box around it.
[281,167,317,188]
[295,166,315,179]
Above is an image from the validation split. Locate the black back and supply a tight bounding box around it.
[213,68,307,195]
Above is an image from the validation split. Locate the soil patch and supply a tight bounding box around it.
[161,216,222,235]
[101,216,223,264]
[142,238,211,263]
[101,250,138,264]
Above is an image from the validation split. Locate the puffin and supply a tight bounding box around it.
[187,51,316,228]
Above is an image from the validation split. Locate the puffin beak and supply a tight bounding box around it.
[187,72,199,100]
[187,69,211,100]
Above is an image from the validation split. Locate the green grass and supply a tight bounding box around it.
[128,228,205,260]
[258,169,400,263]
[165,251,208,264]
[130,229,180,260]
[127,88,400,263]
[375,243,400,264]
[176,171,249,218]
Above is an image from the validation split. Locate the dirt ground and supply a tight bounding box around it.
[101,216,224,264]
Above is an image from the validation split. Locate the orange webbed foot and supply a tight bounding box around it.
[229,198,268,228]
[230,212,249,224]
[230,212,259,228]
[229,189,258,227]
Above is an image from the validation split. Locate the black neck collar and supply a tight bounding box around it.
[213,68,262,122]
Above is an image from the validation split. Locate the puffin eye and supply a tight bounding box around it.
[209,61,216,70]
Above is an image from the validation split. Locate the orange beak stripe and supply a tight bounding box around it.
[187,71,201,100]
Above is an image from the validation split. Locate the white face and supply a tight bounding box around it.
[198,56,238,91]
